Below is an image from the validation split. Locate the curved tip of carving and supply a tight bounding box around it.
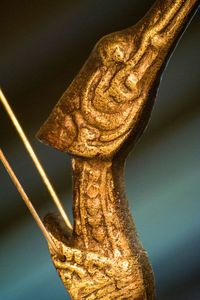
[44,213,73,246]
[36,113,76,153]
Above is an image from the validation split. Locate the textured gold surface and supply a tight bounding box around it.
[37,0,199,299]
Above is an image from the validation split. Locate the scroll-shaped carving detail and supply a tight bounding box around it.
[44,158,155,299]
[37,0,199,299]
[37,0,199,159]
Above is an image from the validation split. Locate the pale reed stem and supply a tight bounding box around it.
[0,149,64,260]
[0,88,72,230]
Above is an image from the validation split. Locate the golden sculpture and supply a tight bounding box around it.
[37,0,199,298]
[1,0,199,299]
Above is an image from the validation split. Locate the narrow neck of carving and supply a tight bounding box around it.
[141,0,199,40]
[130,0,199,73]
[71,157,141,258]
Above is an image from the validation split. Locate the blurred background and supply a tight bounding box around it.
[0,1,199,299]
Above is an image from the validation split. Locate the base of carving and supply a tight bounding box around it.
[45,206,155,299]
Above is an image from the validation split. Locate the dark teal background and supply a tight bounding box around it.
[0,1,200,299]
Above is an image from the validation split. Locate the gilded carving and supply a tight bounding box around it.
[37,0,199,299]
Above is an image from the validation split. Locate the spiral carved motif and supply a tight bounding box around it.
[37,0,199,299]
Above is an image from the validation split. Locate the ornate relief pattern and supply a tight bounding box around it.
[37,0,198,159]
[38,0,199,299]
